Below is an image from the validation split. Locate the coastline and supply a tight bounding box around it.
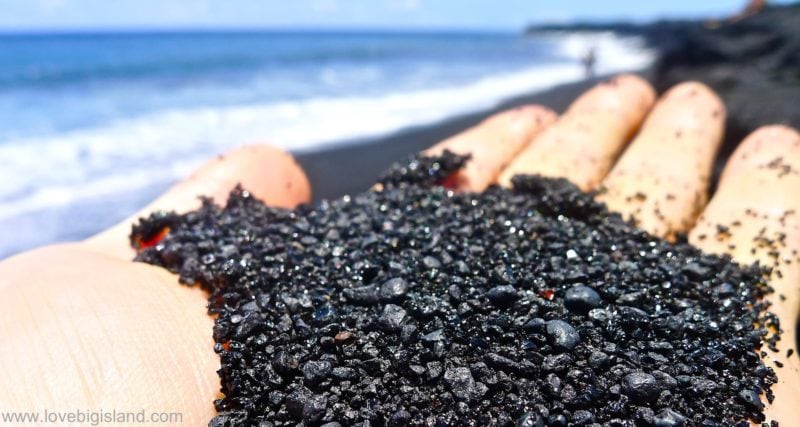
[0,73,639,259]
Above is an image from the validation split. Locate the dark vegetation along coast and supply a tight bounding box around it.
[296,3,799,200]
[134,152,777,425]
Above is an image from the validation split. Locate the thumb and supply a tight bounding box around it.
[83,144,311,260]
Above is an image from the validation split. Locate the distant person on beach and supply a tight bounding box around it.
[582,47,596,78]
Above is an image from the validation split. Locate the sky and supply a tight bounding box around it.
[0,0,795,32]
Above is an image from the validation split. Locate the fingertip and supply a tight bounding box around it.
[495,105,557,142]
[661,81,725,115]
[594,80,727,239]
[719,124,800,185]
[499,74,657,191]
[568,74,656,117]
[207,143,312,208]
[639,82,726,147]
[426,105,556,192]
[481,104,557,132]
[612,73,656,97]
[142,143,311,214]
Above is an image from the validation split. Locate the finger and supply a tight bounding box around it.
[84,144,311,260]
[597,82,725,240]
[688,125,800,424]
[424,105,556,191]
[497,74,656,191]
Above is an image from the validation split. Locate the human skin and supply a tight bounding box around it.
[0,76,797,425]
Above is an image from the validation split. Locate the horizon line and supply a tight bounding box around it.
[0,25,528,36]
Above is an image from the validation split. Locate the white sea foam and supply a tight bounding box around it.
[0,33,654,256]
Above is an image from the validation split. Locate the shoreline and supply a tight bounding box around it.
[0,73,641,259]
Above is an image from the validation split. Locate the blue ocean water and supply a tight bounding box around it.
[0,31,652,258]
[0,32,563,140]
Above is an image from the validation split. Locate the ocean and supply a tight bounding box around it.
[0,31,653,258]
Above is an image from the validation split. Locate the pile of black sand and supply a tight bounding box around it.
[133,152,779,426]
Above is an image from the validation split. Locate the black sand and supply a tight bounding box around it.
[134,152,779,426]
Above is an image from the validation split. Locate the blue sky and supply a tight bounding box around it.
[0,0,795,31]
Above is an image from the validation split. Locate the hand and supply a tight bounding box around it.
[0,74,797,425]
